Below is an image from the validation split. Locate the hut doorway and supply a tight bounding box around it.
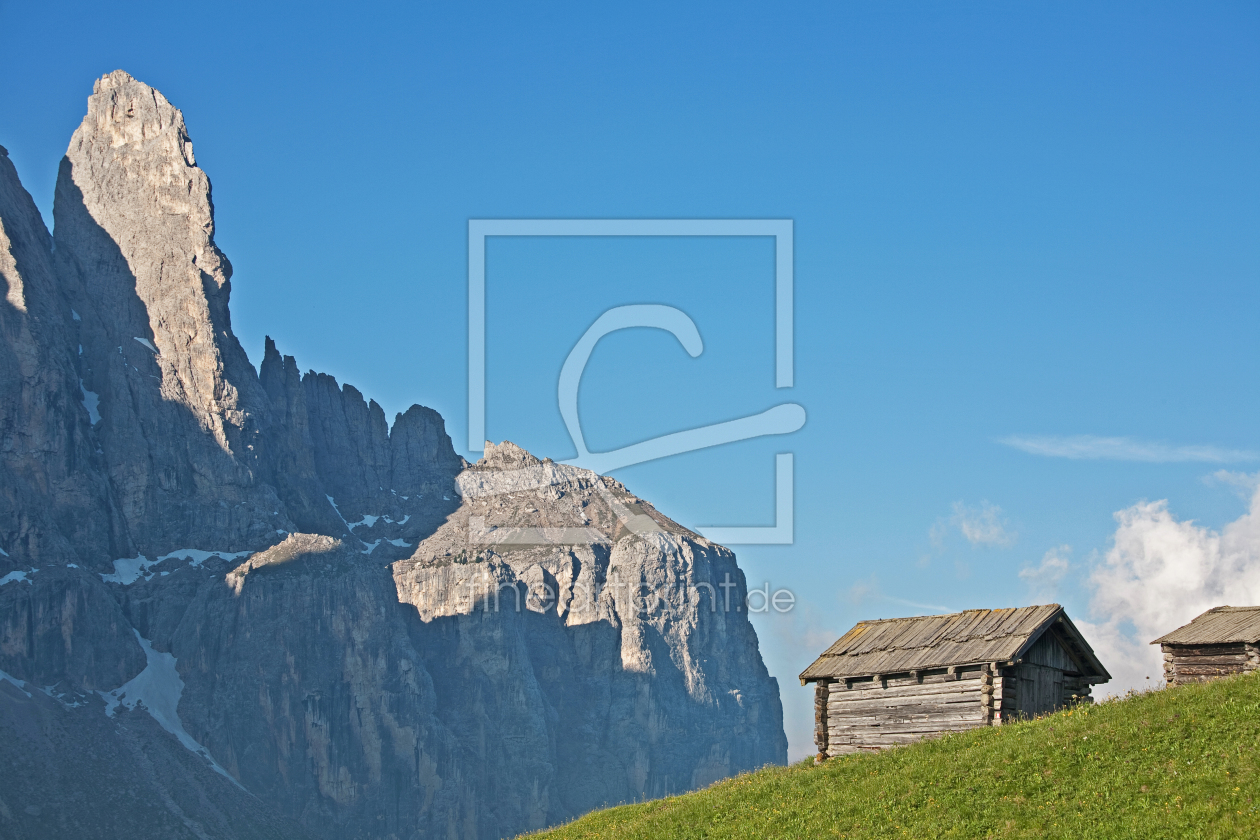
[1016,664,1064,717]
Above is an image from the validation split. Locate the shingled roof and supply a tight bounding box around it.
[800,604,1109,683]
[1151,606,1260,646]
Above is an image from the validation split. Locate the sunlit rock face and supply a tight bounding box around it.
[49,70,287,556]
[393,442,787,823]
[0,72,786,840]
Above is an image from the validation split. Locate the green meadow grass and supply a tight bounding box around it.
[527,673,1260,839]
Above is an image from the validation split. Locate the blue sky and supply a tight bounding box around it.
[3,1,1258,760]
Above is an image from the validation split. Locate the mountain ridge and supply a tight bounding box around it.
[0,70,786,840]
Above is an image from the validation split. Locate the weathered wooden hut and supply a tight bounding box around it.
[1151,606,1260,686]
[800,604,1109,758]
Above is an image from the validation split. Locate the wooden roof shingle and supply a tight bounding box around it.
[1151,606,1260,646]
[799,603,1109,683]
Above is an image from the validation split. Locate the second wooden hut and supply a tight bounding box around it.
[1151,605,1260,685]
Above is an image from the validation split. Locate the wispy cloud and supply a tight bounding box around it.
[1204,470,1260,500]
[932,500,1016,548]
[847,575,953,614]
[998,434,1257,463]
[1019,545,1071,600]
[846,574,879,605]
[884,595,956,614]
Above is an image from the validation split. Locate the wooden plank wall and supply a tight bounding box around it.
[821,663,1093,755]
[1024,632,1073,670]
[1162,642,1260,685]
[993,664,1091,723]
[1062,673,1094,706]
[993,667,1012,723]
[814,681,829,760]
[824,666,987,755]
[816,634,1099,756]
[1007,633,1093,718]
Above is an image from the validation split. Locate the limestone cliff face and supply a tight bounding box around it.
[0,678,315,840]
[0,71,787,840]
[257,338,466,552]
[0,145,128,566]
[395,442,786,816]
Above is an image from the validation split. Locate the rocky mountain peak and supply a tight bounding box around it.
[64,67,240,414]
[93,68,138,93]
[85,70,195,163]
[48,69,284,555]
[476,438,542,470]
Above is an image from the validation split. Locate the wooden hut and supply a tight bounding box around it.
[1151,606,1260,686]
[799,604,1109,758]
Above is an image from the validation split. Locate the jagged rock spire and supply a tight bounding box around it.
[53,70,287,553]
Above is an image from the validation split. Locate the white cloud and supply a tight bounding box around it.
[846,574,879,605]
[1204,470,1260,500]
[999,434,1257,463]
[929,519,948,548]
[1019,545,1071,600]
[1081,486,1260,698]
[934,500,1016,548]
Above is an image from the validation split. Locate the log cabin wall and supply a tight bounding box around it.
[814,680,830,759]
[992,666,1089,722]
[820,637,1097,755]
[1004,634,1093,718]
[824,666,987,755]
[995,666,1014,723]
[1161,642,1260,685]
[1063,673,1094,705]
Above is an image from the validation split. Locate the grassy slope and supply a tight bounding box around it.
[528,673,1260,839]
